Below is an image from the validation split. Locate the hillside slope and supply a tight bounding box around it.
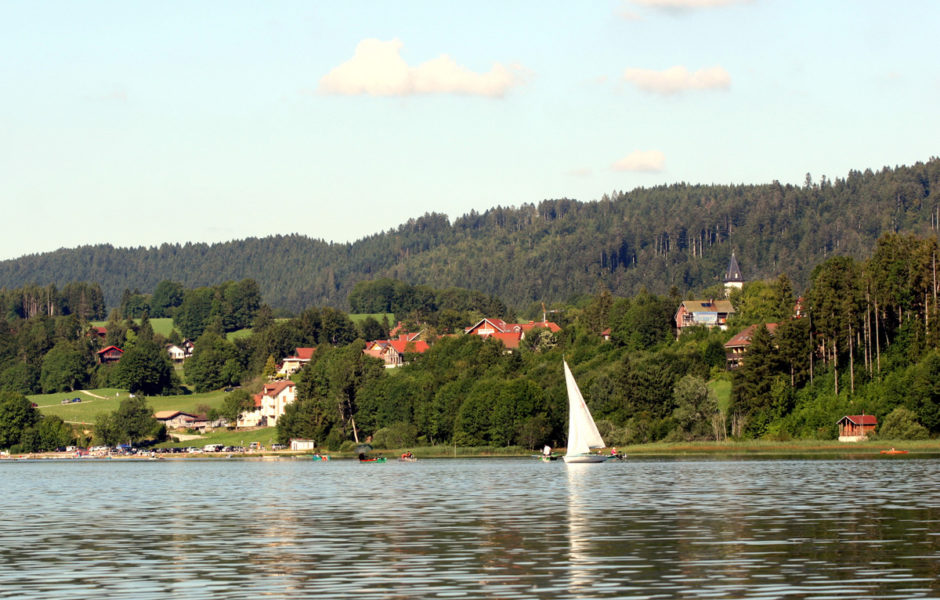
[1,159,938,311]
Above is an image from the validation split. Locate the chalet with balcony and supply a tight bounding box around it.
[675,300,736,333]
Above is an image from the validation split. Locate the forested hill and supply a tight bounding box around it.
[2,159,939,312]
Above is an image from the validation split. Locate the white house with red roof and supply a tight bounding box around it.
[238,380,297,427]
[277,347,316,377]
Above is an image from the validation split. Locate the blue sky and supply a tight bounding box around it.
[1,0,937,261]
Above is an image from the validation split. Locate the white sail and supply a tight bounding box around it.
[564,360,606,458]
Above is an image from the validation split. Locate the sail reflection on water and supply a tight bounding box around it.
[566,462,596,597]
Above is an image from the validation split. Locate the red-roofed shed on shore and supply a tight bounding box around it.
[837,415,877,441]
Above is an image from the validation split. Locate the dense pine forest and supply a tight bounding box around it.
[1,159,938,313]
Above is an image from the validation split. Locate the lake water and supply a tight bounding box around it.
[1,457,938,599]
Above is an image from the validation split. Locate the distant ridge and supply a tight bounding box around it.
[2,159,938,312]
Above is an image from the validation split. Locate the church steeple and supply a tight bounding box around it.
[724,251,744,296]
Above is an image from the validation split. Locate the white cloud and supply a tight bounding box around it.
[612,150,665,172]
[623,65,730,94]
[318,39,525,98]
[629,0,750,8]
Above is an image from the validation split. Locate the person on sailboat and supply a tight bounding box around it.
[543,445,552,457]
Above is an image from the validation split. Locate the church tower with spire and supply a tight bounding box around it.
[724,251,744,297]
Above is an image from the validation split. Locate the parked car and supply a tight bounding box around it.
[271,444,286,451]
[71,397,81,403]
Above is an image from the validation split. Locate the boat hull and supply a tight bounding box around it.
[563,454,610,463]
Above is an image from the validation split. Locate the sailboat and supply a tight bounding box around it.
[562,360,610,463]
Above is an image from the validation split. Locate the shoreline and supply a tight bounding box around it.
[3,439,939,462]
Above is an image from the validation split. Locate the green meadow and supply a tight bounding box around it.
[91,318,177,338]
[348,313,395,324]
[157,427,278,449]
[30,388,232,424]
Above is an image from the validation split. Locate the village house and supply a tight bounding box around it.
[674,300,736,333]
[364,335,430,368]
[166,344,188,362]
[154,410,199,429]
[388,322,425,341]
[464,318,562,350]
[724,323,778,368]
[238,380,297,428]
[676,254,744,335]
[277,347,316,377]
[837,415,877,442]
[87,326,108,341]
[97,345,124,364]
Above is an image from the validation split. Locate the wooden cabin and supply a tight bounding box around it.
[837,415,877,442]
[96,345,124,364]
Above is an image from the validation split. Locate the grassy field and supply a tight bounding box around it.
[349,313,395,325]
[158,427,279,449]
[91,318,177,337]
[30,388,232,423]
[226,328,253,340]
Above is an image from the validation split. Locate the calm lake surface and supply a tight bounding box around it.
[1,457,938,599]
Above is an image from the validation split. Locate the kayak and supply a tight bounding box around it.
[880,449,908,455]
[311,455,330,461]
[359,457,387,463]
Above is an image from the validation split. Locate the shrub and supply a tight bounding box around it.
[876,407,929,440]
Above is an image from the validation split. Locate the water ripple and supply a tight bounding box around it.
[0,458,938,598]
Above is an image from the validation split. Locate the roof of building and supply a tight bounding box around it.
[97,345,124,355]
[388,339,430,354]
[261,380,295,397]
[680,300,736,314]
[838,415,878,426]
[724,323,778,349]
[153,410,197,420]
[490,331,522,349]
[294,347,316,360]
[725,252,744,283]
[518,320,562,333]
[465,318,512,334]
